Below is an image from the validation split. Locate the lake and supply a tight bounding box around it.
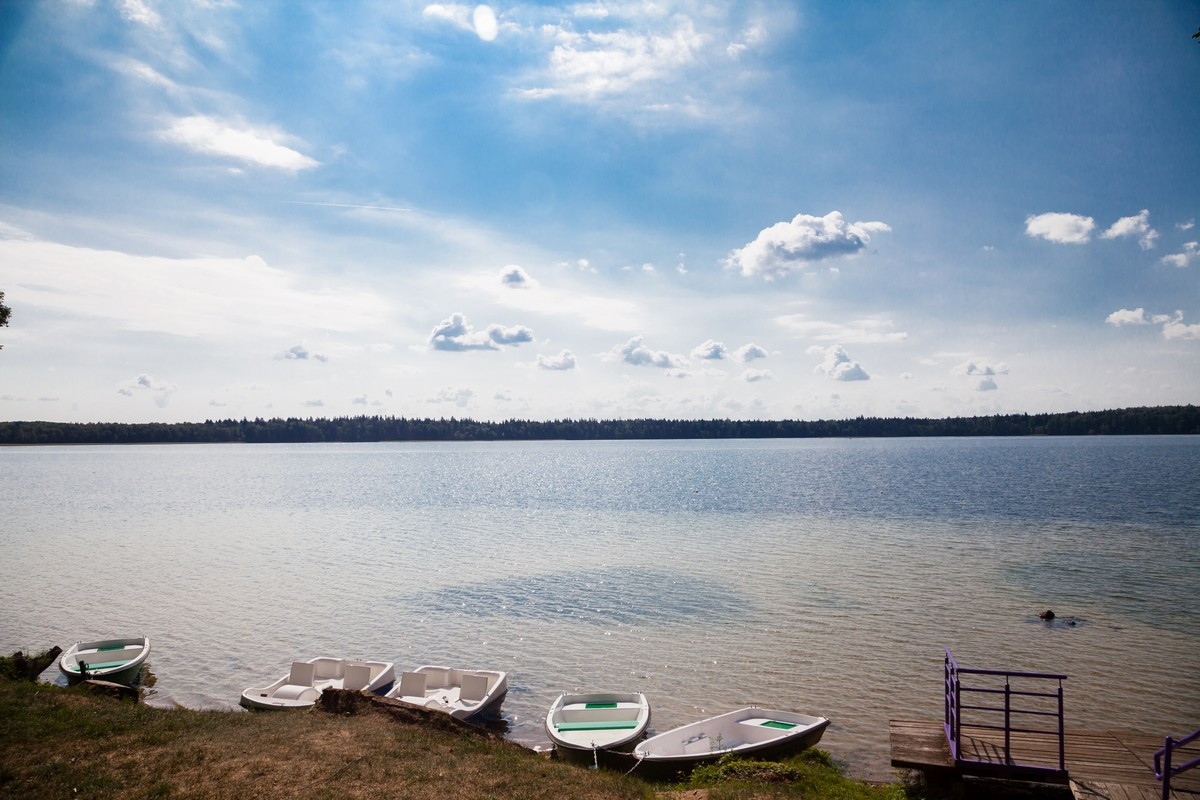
[2,436,1197,779]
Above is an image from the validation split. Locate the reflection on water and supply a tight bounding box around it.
[403,568,749,627]
[2,437,1197,780]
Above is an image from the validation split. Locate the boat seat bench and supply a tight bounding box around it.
[556,720,642,731]
[69,659,132,671]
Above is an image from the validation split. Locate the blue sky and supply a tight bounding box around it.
[1,0,1198,423]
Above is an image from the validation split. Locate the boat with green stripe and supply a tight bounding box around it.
[58,636,150,686]
[632,706,830,777]
[546,691,651,762]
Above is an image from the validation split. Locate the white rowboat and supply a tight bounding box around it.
[59,637,150,686]
[240,657,395,710]
[546,691,651,759]
[633,707,829,773]
[386,665,507,721]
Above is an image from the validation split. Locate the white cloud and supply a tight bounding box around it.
[809,344,870,381]
[1159,311,1200,341]
[774,314,907,343]
[499,265,535,288]
[423,4,473,31]
[120,0,164,29]
[953,360,1010,377]
[691,339,728,360]
[1106,308,1149,326]
[486,323,534,345]
[276,344,329,362]
[432,386,475,406]
[1177,219,1195,231]
[976,377,998,391]
[1161,242,1199,269]
[742,368,772,382]
[429,313,532,350]
[608,336,687,369]
[1,238,389,340]
[1025,212,1095,244]
[734,343,768,362]
[117,373,177,407]
[162,115,319,172]
[1107,308,1200,340]
[428,312,497,351]
[520,18,707,102]
[727,211,891,279]
[1101,209,1158,250]
[473,5,499,41]
[537,350,577,370]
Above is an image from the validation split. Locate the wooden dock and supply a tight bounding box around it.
[890,719,1200,799]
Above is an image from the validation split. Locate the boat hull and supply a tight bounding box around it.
[632,707,829,779]
[58,637,150,687]
[386,665,508,722]
[546,691,651,763]
[240,657,395,710]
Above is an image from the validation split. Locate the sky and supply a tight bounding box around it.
[1,0,1198,424]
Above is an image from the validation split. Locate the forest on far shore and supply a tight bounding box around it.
[1,405,1197,445]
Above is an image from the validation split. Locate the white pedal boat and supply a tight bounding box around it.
[240,657,395,710]
[386,665,507,721]
[59,636,150,686]
[633,707,829,773]
[546,691,651,759]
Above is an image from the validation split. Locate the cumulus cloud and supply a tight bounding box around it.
[1178,219,1195,231]
[975,377,998,392]
[487,323,534,345]
[1161,312,1200,340]
[429,313,497,351]
[162,115,319,172]
[117,373,177,407]
[499,265,535,288]
[608,336,687,368]
[726,211,891,279]
[953,360,1010,377]
[1113,309,1200,340]
[742,368,772,382]
[429,313,532,351]
[432,386,475,406]
[1101,209,1158,250]
[1106,308,1149,326]
[1025,212,1095,244]
[1161,242,1199,268]
[691,339,728,360]
[809,344,870,381]
[276,344,328,362]
[537,350,577,370]
[734,343,768,362]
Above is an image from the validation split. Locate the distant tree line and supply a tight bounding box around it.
[0,405,1197,445]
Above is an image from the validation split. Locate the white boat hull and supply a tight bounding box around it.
[633,707,829,776]
[240,657,395,710]
[386,665,507,722]
[59,637,150,687]
[546,691,651,759]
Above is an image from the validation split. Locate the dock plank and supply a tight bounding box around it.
[890,719,1200,799]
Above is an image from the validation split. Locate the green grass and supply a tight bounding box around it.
[0,653,917,800]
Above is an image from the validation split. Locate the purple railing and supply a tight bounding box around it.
[1155,726,1200,800]
[944,648,1068,777]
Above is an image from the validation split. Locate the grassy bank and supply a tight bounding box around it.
[0,669,907,800]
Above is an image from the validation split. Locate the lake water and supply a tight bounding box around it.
[2,436,1197,779]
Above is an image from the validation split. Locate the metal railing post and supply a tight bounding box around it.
[1160,736,1174,800]
[1057,681,1065,773]
[1004,678,1012,764]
